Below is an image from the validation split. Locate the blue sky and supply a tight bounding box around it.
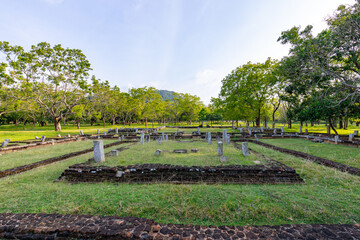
[0,0,355,104]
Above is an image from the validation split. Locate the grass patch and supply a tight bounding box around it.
[260,138,360,169]
[93,140,264,167]
[0,139,116,171]
[0,140,359,226]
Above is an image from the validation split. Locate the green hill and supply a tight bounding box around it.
[157,90,175,101]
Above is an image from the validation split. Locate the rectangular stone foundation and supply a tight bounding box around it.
[59,163,303,184]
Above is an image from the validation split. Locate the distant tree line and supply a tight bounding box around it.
[0,42,207,131]
[213,1,360,134]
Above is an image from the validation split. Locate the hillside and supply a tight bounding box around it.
[157,90,175,101]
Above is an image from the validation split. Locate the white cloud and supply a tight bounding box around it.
[184,69,224,105]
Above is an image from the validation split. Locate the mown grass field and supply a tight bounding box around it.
[0,139,359,226]
[0,139,117,171]
[1,121,359,141]
[93,140,265,167]
[260,138,360,169]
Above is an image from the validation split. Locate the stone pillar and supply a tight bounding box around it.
[140,132,144,144]
[93,140,105,163]
[104,132,107,136]
[354,130,359,136]
[115,128,118,134]
[305,129,308,134]
[41,136,46,143]
[80,130,84,135]
[97,129,100,134]
[111,150,118,156]
[349,134,354,141]
[248,129,252,136]
[158,137,161,144]
[273,129,277,135]
[1,140,9,148]
[299,126,302,134]
[118,137,121,142]
[162,132,165,140]
[242,142,249,156]
[226,134,230,144]
[327,126,331,135]
[207,132,212,144]
[260,127,264,133]
[334,135,339,144]
[222,129,227,142]
[240,128,243,134]
[217,141,223,156]
[51,139,55,145]
[67,134,71,138]
[281,127,285,133]
[165,134,168,141]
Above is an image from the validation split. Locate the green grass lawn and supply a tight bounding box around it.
[260,138,360,169]
[1,121,359,142]
[0,139,117,171]
[0,140,359,226]
[93,140,264,167]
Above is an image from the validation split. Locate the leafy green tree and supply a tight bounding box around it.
[0,42,91,131]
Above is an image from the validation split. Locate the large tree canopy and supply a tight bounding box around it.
[0,41,91,131]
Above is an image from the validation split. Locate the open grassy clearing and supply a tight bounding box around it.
[92,140,264,167]
[0,139,117,171]
[260,138,360,169]
[0,140,359,226]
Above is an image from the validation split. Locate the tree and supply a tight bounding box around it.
[218,58,279,127]
[0,42,91,131]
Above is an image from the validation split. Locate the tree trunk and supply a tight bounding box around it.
[255,108,261,127]
[329,117,338,135]
[311,122,314,127]
[339,117,343,129]
[54,117,62,131]
[77,120,80,129]
[288,119,292,129]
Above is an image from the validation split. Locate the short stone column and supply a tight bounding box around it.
[93,140,105,163]
[97,129,100,134]
[226,134,230,144]
[349,134,354,141]
[305,129,308,134]
[327,126,331,135]
[222,129,227,142]
[299,126,302,134]
[165,134,168,141]
[41,136,46,143]
[111,150,118,156]
[80,130,84,135]
[217,141,223,156]
[140,133,144,144]
[281,127,285,133]
[162,132,165,140]
[248,129,252,136]
[1,139,9,148]
[334,135,339,144]
[273,129,277,135]
[207,132,212,144]
[354,130,359,136]
[242,142,250,156]
[115,128,119,134]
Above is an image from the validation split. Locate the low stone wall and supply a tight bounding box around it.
[0,137,85,154]
[0,141,134,179]
[0,213,359,239]
[242,139,360,176]
[59,163,303,184]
